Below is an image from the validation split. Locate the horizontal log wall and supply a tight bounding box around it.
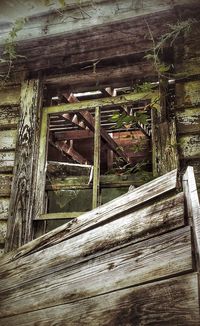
[0,86,20,255]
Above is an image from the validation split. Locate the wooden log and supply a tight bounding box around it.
[0,151,15,173]
[5,79,43,252]
[0,198,10,220]
[0,175,12,197]
[0,106,19,129]
[1,273,198,326]
[0,192,185,291]
[0,130,17,151]
[1,169,178,263]
[183,166,200,270]
[179,135,200,159]
[0,226,192,318]
[0,87,20,106]
[176,107,200,134]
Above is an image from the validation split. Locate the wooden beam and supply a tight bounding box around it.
[54,140,90,165]
[54,129,94,140]
[92,107,101,209]
[5,79,43,252]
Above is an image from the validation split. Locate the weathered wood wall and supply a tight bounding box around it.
[0,86,20,256]
[0,169,199,325]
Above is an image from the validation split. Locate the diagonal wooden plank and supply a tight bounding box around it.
[0,169,178,265]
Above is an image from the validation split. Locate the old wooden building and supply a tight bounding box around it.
[0,0,200,324]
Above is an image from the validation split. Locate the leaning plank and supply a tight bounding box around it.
[1,169,178,263]
[0,226,192,317]
[0,192,185,290]
[0,198,10,220]
[0,87,21,106]
[183,166,200,269]
[5,79,43,252]
[0,130,17,151]
[0,273,199,325]
[0,175,12,197]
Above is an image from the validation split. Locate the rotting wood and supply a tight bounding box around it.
[0,273,199,326]
[0,130,17,151]
[0,226,192,318]
[93,106,101,209]
[183,166,200,270]
[1,169,178,264]
[0,151,15,173]
[0,192,185,291]
[0,175,12,197]
[0,198,10,220]
[179,135,200,159]
[0,87,21,106]
[5,79,43,252]
[47,161,91,178]
[176,81,200,108]
[176,107,200,134]
[0,106,19,129]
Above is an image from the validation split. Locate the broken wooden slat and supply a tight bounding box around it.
[5,79,43,252]
[183,166,200,270]
[0,130,17,151]
[0,175,12,197]
[0,192,185,291]
[0,87,21,106]
[1,273,198,326]
[0,198,10,220]
[1,169,178,264]
[0,226,192,318]
[0,106,19,129]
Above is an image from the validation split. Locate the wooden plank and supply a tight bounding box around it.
[39,212,84,220]
[1,273,198,326]
[0,87,20,106]
[1,169,178,263]
[5,79,43,252]
[46,91,156,115]
[0,198,10,220]
[176,81,200,108]
[47,161,91,178]
[0,151,15,173]
[0,106,19,129]
[0,130,17,151]
[179,135,200,159]
[0,175,12,197]
[176,108,200,134]
[0,192,183,281]
[0,227,193,320]
[92,106,101,208]
[183,166,200,270]
[54,129,94,140]
[0,221,7,245]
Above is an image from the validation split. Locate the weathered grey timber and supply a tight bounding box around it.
[0,168,200,325]
[5,79,43,252]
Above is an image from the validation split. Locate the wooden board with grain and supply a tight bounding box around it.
[0,151,15,173]
[0,273,199,325]
[0,175,12,197]
[1,169,178,263]
[176,108,200,134]
[0,192,185,289]
[0,198,10,220]
[0,106,19,129]
[0,130,17,151]
[0,226,192,318]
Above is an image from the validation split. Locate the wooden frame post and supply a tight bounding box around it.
[5,79,43,252]
[92,107,101,209]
